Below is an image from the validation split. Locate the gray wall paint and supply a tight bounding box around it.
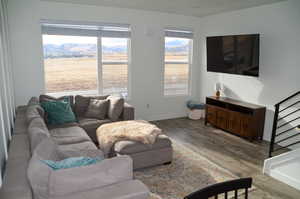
[198,0,300,141]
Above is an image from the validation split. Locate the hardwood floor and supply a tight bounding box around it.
[152,118,300,199]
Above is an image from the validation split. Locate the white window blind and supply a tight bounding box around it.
[41,21,131,38]
[165,29,193,39]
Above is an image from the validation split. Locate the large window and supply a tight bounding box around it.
[164,29,193,96]
[42,22,130,97]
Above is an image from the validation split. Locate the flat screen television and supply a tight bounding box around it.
[207,34,259,77]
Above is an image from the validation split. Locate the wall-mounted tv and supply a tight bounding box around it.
[207,34,259,77]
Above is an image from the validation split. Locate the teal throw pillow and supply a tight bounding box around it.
[41,100,76,125]
[41,156,103,170]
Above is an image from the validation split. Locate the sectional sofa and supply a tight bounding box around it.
[0,96,149,199]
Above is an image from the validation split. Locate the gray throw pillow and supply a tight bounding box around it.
[74,95,108,117]
[85,99,109,120]
[107,96,124,121]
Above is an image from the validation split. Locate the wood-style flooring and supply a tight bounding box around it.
[152,118,300,199]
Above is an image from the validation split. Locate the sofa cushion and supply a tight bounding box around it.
[26,105,44,124]
[27,97,40,106]
[50,126,92,145]
[114,134,172,154]
[85,99,109,120]
[78,118,112,142]
[47,155,133,197]
[107,96,124,121]
[74,95,108,117]
[48,122,79,130]
[28,117,50,152]
[58,141,98,152]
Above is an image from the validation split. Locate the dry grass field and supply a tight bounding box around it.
[44,55,188,94]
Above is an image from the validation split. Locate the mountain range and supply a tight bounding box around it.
[43,40,188,58]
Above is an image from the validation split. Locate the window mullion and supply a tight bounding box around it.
[188,39,193,95]
[97,32,103,95]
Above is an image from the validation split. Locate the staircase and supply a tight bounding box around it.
[263,91,300,190]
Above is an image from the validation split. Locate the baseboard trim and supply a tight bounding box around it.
[136,112,187,122]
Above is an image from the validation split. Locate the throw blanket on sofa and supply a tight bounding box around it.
[96,120,162,157]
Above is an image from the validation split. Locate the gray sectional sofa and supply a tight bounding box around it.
[0,97,149,199]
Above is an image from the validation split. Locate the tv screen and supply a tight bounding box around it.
[207,34,259,77]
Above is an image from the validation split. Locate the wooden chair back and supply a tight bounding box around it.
[184,178,252,199]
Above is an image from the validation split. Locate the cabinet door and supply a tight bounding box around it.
[240,114,252,137]
[206,105,217,126]
[228,111,241,135]
[216,109,228,129]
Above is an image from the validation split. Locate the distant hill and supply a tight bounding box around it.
[43,40,188,58]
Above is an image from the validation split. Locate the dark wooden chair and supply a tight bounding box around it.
[184,178,252,199]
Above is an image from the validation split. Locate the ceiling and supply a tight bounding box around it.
[42,0,286,17]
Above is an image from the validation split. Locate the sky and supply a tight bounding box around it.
[43,35,189,46]
[43,35,127,47]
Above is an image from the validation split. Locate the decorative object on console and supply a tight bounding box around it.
[214,82,223,98]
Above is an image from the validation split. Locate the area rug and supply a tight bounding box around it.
[134,140,244,199]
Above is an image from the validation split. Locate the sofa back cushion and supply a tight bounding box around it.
[74,95,108,117]
[28,117,50,152]
[28,97,40,106]
[26,105,44,124]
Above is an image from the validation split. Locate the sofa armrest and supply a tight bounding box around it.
[48,155,133,197]
[122,103,135,120]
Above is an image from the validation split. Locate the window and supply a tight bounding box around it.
[42,22,130,97]
[102,37,129,96]
[164,29,193,96]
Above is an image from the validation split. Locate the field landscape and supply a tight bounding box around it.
[43,35,189,95]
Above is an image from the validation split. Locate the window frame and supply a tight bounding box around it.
[163,30,193,97]
[41,22,131,98]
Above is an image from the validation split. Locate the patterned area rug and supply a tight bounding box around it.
[134,140,242,199]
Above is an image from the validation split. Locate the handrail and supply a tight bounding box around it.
[269,91,300,157]
[275,91,300,106]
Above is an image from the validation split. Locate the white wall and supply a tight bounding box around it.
[198,0,300,141]
[8,0,201,120]
[7,0,300,138]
